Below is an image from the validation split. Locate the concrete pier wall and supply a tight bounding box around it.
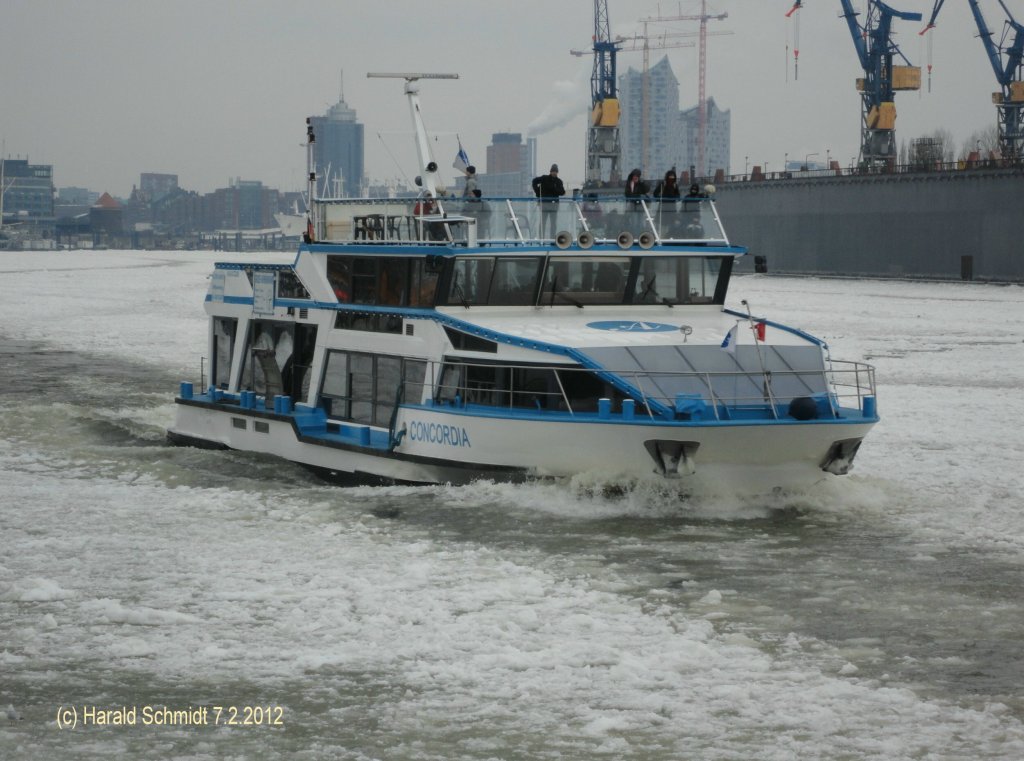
[715,168,1024,282]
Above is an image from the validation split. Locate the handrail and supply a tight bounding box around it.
[709,155,1024,187]
[419,358,877,416]
[312,195,730,246]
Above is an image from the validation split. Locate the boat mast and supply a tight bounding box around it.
[366,72,458,197]
[0,142,7,233]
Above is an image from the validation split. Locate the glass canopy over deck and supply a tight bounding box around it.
[312,196,729,248]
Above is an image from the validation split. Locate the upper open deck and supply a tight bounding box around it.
[311,195,732,250]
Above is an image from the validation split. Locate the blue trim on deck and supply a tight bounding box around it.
[178,391,876,451]
[410,401,877,427]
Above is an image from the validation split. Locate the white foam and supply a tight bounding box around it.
[2,253,1024,757]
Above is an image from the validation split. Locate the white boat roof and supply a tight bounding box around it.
[439,307,804,349]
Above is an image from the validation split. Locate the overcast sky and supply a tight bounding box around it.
[0,0,1009,196]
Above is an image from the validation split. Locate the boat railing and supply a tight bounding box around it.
[311,196,729,247]
[418,359,877,420]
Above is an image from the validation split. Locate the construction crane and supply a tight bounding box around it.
[638,1,730,178]
[574,0,623,187]
[839,0,924,168]
[964,0,1024,160]
[786,1,803,81]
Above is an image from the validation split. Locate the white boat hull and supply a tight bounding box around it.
[169,400,872,489]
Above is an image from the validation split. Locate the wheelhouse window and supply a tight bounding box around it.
[540,257,630,306]
[409,258,441,307]
[446,257,493,306]
[327,255,439,307]
[490,258,543,305]
[633,256,727,305]
[445,256,543,307]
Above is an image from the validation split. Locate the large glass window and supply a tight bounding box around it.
[239,320,318,401]
[241,321,293,397]
[212,317,237,389]
[349,354,375,423]
[328,255,439,308]
[375,356,403,424]
[447,258,494,306]
[403,360,428,405]
[352,258,378,304]
[379,259,408,306]
[319,351,426,426]
[633,256,725,305]
[431,362,635,414]
[409,258,441,307]
[277,270,310,300]
[489,258,543,305]
[320,351,350,418]
[326,257,352,302]
[540,256,630,306]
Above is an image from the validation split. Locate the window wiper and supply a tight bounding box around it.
[554,290,584,308]
[452,271,470,309]
[549,274,583,308]
[641,274,658,301]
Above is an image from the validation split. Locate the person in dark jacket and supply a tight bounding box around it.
[624,168,649,198]
[653,169,680,200]
[624,169,649,236]
[531,164,565,239]
[653,169,682,238]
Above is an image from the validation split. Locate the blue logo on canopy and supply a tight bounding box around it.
[586,320,678,333]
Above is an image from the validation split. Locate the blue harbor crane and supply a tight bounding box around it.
[839,0,924,168]
[964,0,1024,160]
[582,0,623,187]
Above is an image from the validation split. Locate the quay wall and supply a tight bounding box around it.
[714,167,1024,283]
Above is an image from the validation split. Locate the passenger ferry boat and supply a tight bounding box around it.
[168,73,878,488]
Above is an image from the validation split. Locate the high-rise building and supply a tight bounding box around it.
[1,158,54,223]
[481,133,534,196]
[618,56,731,180]
[203,180,278,230]
[678,98,731,178]
[309,81,364,198]
[139,172,179,201]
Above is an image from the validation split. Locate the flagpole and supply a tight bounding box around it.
[740,300,778,418]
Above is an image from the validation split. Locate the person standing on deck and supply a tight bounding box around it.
[462,165,479,199]
[531,164,565,240]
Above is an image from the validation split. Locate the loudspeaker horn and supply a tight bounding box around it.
[638,231,656,249]
[616,231,634,250]
[554,230,573,249]
[577,231,595,249]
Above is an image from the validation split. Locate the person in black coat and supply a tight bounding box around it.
[623,169,650,236]
[653,169,680,200]
[531,164,565,239]
[653,169,682,238]
[624,168,649,198]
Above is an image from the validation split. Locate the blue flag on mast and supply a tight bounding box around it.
[720,324,738,354]
[453,139,470,173]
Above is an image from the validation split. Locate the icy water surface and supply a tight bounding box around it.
[1,252,1023,759]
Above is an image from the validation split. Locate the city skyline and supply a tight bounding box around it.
[1,1,1009,196]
